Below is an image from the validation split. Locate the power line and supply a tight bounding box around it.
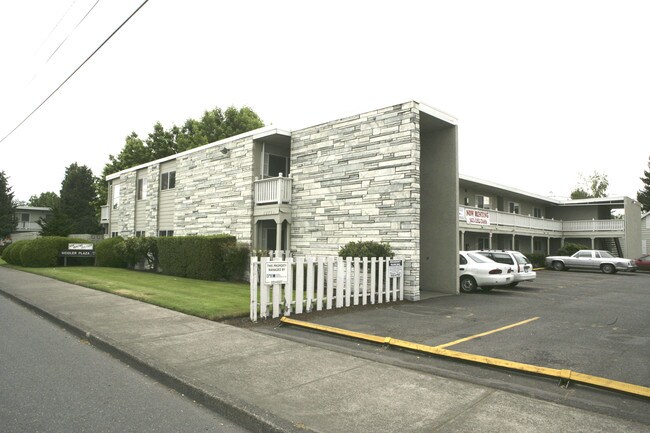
[0,0,150,145]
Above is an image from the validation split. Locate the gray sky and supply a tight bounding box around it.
[1,0,648,202]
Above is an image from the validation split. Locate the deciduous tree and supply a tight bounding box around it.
[570,171,609,199]
[28,191,60,209]
[637,156,650,212]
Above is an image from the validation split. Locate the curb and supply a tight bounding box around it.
[0,287,315,433]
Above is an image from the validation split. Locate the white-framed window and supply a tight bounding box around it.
[159,230,174,237]
[135,231,145,237]
[478,237,490,250]
[509,202,520,214]
[111,232,119,238]
[161,171,176,190]
[533,207,542,218]
[137,178,148,200]
[112,184,120,209]
[264,153,289,178]
[476,195,491,209]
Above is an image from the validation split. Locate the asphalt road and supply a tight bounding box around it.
[0,297,249,433]
[251,269,650,425]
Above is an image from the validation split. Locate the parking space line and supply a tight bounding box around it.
[434,317,539,349]
[280,317,650,398]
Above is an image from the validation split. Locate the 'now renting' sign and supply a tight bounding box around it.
[465,209,490,225]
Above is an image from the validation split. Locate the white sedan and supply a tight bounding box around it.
[459,251,514,293]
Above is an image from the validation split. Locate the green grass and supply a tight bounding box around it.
[2,265,250,321]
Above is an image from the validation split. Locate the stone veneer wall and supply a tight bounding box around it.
[116,171,137,237]
[172,136,256,242]
[290,102,422,300]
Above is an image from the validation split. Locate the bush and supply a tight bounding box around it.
[20,237,88,267]
[556,243,589,256]
[338,240,394,258]
[157,235,247,281]
[525,253,547,268]
[95,237,127,268]
[6,240,31,266]
[1,242,17,264]
[119,237,158,269]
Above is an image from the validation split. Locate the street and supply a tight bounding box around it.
[0,296,249,433]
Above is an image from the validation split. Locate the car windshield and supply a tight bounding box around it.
[467,252,493,263]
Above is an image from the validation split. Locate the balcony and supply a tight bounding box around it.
[15,221,41,232]
[459,206,625,236]
[100,205,109,224]
[254,174,292,206]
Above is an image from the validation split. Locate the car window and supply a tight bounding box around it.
[459,254,468,265]
[599,251,614,258]
[576,251,592,258]
[468,252,492,263]
[513,253,530,264]
[490,253,514,265]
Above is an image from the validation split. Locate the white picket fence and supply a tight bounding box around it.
[250,256,405,322]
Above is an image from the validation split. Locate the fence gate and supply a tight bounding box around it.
[250,256,405,322]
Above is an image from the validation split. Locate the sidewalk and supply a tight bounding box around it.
[0,266,647,433]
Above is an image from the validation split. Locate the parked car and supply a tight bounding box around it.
[545,249,637,274]
[459,251,513,293]
[470,250,536,287]
[634,254,650,271]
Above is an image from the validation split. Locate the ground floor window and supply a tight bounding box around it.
[135,231,145,237]
[478,237,490,250]
[111,232,119,238]
[159,230,174,237]
[534,239,544,252]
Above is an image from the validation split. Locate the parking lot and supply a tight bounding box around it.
[252,269,650,424]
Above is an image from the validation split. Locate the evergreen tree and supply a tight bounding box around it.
[638,156,650,212]
[0,171,17,240]
[28,191,60,209]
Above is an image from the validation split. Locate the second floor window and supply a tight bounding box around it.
[509,202,520,214]
[112,184,120,209]
[533,207,542,218]
[161,171,176,190]
[137,178,148,200]
[476,195,490,209]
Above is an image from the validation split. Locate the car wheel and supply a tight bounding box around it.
[601,264,616,274]
[460,276,477,293]
[508,282,519,287]
[552,261,565,271]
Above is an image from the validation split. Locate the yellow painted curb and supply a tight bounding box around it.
[280,317,650,398]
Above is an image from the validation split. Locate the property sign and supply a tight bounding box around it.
[465,209,490,225]
[388,259,403,278]
[60,250,96,257]
[69,243,94,250]
[263,261,289,285]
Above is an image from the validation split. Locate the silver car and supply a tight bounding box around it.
[545,249,637,274]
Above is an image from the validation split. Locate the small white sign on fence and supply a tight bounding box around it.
[263,261,289,285]
[388,259,403,278]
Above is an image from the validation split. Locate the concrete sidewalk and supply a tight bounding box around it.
[0,267,647,433]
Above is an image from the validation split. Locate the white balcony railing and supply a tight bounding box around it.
[15,221,41,231]
[100,205,109,223]
[459,206,625,234]
[254,174,292,205]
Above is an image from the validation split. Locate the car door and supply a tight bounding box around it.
[571,250,595,269]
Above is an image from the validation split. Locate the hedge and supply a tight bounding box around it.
[20,237,88,267]
[95,237,128,268]
[338,240,394,258]
[5,240,31,266]
[157,235,249,281]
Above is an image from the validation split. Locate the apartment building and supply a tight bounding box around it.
[102,101,459,301]
[5,206,51,243]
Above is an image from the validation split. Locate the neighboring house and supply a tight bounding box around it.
[102,101,460,301]
[642,212,650,255]
[459,175,642,259]
[8,206,51,242]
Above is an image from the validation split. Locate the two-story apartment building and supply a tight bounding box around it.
[7,206,51,242]
[642,212,650,255]
[459,175,642,258]
[102,101,460,301]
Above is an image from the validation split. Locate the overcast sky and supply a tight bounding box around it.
[1,0,648,203]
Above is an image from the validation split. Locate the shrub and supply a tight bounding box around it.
[556,243,589,256]
[20,237,88,267]
[6,240,31,266]
[95,237,127,268]
[525,253,547,268]
[338,240,394,258]
[1,242,17,264]
[119,237,158,269]
[157,235,246,281]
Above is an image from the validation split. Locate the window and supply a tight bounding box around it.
[159,230,174,237]
[264,153,289,178]
[508,202,520,214]
[111,232,119,238]
[534,239,543,252]
[476,195,490,209]
[161,171,176,190]
[137,178,148,200]
[533,207,542,218]
[112,184,120,209]
[21,213,30,222]
[135,231,145,237]
[459,254,468,265]
[575,251,592,258]
[478,237,490,250]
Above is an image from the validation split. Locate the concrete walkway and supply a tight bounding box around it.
[0,266,647,433]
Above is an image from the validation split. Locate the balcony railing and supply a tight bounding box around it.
[459,206,624,234]
[15,221,41,232]
[254,174,292,205]
[100,205,109,223]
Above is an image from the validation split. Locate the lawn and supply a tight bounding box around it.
[1,264,250,321]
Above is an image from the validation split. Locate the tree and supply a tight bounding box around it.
[28,191,60,209]
[570,171,609,199]
[637,156,650,212]
[40,163,100,236]
[0,171,17,240]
